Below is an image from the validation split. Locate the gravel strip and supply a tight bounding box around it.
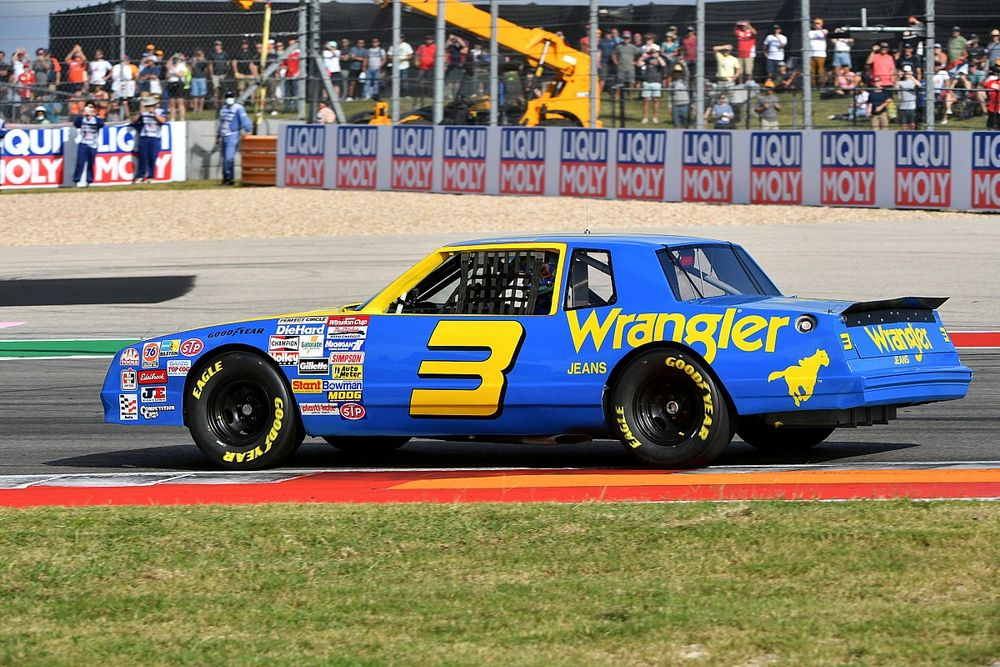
[0,188,987,247]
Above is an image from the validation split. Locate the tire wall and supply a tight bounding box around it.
[278,124,1000,211]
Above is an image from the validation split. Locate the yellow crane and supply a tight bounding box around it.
[374,0,597,126]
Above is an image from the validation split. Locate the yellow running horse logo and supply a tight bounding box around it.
[767,349,830,407]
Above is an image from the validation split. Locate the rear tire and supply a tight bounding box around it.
[323,436,410,454]
[185,351,304,470]
[737,418,834,451]
[610,348,732,468]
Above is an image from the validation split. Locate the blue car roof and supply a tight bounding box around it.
[445,233,728,249]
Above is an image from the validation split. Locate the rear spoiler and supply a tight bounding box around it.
[841,297,948,327]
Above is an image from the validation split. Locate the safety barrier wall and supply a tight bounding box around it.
[277,124,1000,212]
[0,122,187,189]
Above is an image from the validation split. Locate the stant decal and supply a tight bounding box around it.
[895,132,951,208]
[0,126,68,188]
[616,129,666,201]
[336,126,378,189]
[442,127,487,193]
[681,131,732,203]
[283,125,325,188]
[971,132,1000,210]
[391,126,434,191]
[559,128,608,198]
[500,127,545,195]
[749,132,802,204]
[820,131,876,206]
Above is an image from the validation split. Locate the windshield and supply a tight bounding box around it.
[658,244,780,300]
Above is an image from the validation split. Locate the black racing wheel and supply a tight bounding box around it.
[323,436,410,454]
[737,417,834,451]
[610,348,732,468]
[185,351,304,469]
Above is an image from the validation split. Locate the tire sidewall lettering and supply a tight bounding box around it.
[664,355,714,441]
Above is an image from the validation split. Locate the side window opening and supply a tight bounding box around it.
[657,244,781,301]
[564,249,616,310]
[392,249,559,315]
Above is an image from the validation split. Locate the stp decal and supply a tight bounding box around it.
[749,132,802,204]
[820,131,876,206]
[971,132,1000,210]
[681,132,732,203]
[284,125,325,188]
[895,132,951,208]
[616,130,666,201]
[559,129,608,198]
[500,128,545,195]
[341,403,366,420]
[442,127,487,193]
[336,126,378,189]
[391,126,434,191]
[180,338,204,357]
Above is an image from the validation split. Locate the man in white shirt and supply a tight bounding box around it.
[808,18,828,87]
[89,49,112,91]
[763,24,787,78]
[387,36,414,97]
[111,55,136,119]
[322,40,342,98]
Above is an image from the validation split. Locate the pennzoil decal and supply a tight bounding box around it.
[568,307,789,363]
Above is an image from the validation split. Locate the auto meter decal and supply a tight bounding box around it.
[682,131,732,203]
[500,127,545,195]
[750,132,802,204]
[895,131,951,208]
[820,131,876,206]
[391,126,434,191]
[616,129,667,201]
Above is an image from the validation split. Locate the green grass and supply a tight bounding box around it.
[1,501,997,665]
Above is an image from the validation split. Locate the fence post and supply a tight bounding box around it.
[300,0,310,120]
[489,0,498,126]
[925,0,935,129]
[801,0,812,129]
[695,0,705,129]
[391,0,401,123]
[117,1,126,60]
[434,0,445,124]
[589,0,598,128]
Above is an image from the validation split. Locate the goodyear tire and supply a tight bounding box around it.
[610,348,732,468]
[186,351,303,470]
[323,436,410,454]
[737,417,834,451]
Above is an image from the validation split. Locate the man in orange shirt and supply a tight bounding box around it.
[65,44,87,94]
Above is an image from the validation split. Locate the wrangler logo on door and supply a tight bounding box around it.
[409,320,525,418]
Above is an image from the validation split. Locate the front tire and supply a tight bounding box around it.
[610,348,732,468]
[737,417,834,451]
[186,351,303,470]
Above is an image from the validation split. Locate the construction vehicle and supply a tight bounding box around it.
[357,0,597,126]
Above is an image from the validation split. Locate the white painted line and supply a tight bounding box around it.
[0,322,25,330]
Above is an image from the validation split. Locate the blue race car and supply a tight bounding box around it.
[101,235,972,469]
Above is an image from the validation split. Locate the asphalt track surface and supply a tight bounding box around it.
[0,220,998,477]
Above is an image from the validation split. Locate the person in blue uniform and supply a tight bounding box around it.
[131,96,166,183]
[72,102,106,187]
[217,90,252,185]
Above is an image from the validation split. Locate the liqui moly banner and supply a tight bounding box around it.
[442,127,486,193]
[336,126,378,189]
[682,131,732,203]
[559,128,608,198]
[91,123,177,185]
[970,132,1000,210]
[391,126,434,191]
[749,132,802,204]
[616,129,666,200]
[895,131,951,208]
[0,126,69,188]
[282,125,325,188]
[499,127,545,195]
[820,131,876,206]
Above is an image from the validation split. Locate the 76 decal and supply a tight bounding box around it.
[409,320,525,418]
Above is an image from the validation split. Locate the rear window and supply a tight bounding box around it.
[658,245,780,300]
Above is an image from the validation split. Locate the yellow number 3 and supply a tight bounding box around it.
[410,320,525,418]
